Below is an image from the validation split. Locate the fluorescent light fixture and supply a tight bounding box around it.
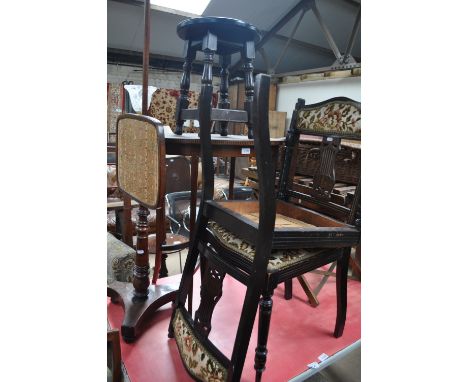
[150,0,210,15]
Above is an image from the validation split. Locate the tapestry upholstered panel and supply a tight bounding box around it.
[173,308,229,382]
[297,101,361,138]
[107,232,135,283]
[117,117,160,207]
[149,89,199,133]
[208,221,328,273]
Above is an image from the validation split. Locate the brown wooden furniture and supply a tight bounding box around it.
[107,114,178,343]
[243,134,361,305]
[165,128,284,241]
[169,74,361,381]
[107,329,122,382]
[174,16,261,138]
[278,97,361,306]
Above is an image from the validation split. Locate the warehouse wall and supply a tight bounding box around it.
[276,76,361,126]
[107,64,224,91]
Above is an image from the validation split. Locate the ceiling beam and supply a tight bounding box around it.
[230,0,310,74]
[272,34,334,58]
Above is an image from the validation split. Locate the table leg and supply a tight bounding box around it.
[122,195,133,247]
[229,157,236,199]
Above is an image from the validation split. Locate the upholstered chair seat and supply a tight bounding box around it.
[107,232,136,283]
[208,222,328,273]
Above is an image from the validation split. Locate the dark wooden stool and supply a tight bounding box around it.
[174,16,261,138]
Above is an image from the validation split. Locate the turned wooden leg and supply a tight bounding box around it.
[254,292,273,382]
[334,249,350,338]
[284,279,292,300]
[230,285,264,381]
[133,206,150,299]
[242,40,255,139]
[158,253,168,278]
[218,55,231,136]
[175,42,196,135]
[194,261,226,337]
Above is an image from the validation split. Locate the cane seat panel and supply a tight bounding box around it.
[208,221,327,273]
[117,117,160,207]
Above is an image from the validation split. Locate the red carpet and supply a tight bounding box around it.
[107,269,361,381]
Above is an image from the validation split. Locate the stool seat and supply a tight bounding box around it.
[177,17,261,55]
[174,16,259,137]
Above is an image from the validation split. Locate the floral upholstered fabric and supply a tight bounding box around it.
[208,222,327,273]
[297,102,361,138]
[107,232,135,283]
[149,88,199,133]
[173,308,228,382]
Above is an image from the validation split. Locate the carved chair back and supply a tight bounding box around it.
[278,97,361,224]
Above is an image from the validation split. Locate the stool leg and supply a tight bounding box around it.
[242,40,256,139]
[254,292,273,382]
[218,55,231,136]
[175,41,195,135]
[334,248,350,338]
[170,31,217,337]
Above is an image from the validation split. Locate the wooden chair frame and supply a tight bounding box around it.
[277,97,361,304]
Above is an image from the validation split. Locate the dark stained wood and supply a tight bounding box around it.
[172,87,360,380]
[194,262,226,336]
[107,281,177,342]
[218,55,231,136]
[175,44,196,135]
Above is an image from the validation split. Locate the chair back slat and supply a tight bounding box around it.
[116,114,166,209]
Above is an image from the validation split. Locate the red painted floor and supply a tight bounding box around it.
[107,269,361,382]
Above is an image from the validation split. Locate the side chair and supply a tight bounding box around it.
[169,74,361,381]
[278,97,361,305]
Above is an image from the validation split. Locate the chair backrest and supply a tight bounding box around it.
[278,97,361,224]
[165,155,191,194]
[116,114,166,209]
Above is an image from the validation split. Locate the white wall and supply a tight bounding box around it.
[276,76,361,125]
